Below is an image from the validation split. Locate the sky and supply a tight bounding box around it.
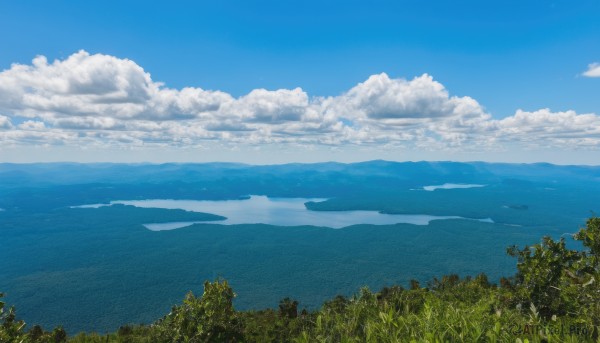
[0,0,599,164]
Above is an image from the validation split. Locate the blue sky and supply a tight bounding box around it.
[0,0,599,164]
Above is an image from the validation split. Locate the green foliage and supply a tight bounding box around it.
[1,292,26,343]
[0,293,69,343]
[50,327,67,343]
[575,216,600,257]
[153,279,243,342]
[507,216,600,322]
[278,298,299,319]
[507,236,580,318]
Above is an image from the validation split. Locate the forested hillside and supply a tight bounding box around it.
[3,217,599,342]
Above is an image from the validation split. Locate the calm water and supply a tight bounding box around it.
[80,195,493,230]
[422,183,486,191]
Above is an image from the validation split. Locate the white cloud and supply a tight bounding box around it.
[494,109,600,147]
[48,116,122,130]
[0,51,599,158]
[18,120,46,130]
[582,63,600,78]
[0,50,233,121]
[331,73,487,120]
[0,115,13,129]
[225,87,310,123]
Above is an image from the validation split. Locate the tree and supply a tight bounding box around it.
[508,236,580,317]
[572,216,600,323]
[156,279,243,342]
[28,325,43,341]
[0,293,26,343]
[51,326,67,343]
[507,216,600,319]
[278,298,299,319]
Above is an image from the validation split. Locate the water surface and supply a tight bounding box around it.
[422,183,486,191]
[87,195,493,230]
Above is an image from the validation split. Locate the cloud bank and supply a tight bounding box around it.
[1,51,599,157]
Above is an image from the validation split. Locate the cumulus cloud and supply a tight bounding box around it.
[224,88,310,123]
[332,73,487,120]
[582,63,600,78]
[18,120,46,130]
[494,109,600,147]
[0,115,13,129]
[0,50,599,153]
[0,50,232,121]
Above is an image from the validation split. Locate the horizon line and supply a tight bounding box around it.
[2,159,599,167]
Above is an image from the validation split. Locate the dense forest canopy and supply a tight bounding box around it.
[2,217,600,342]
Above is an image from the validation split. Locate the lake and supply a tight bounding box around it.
[421,183,486,191]
[80,195,493,230]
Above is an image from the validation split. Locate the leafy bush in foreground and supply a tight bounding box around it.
[2,217,600,342]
